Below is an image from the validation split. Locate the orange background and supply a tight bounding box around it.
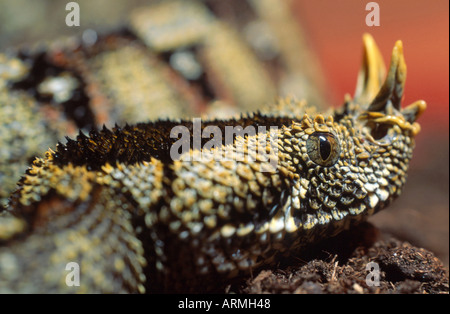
[293,0,449,133]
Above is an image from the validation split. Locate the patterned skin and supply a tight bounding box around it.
[0,0,326,209]
[0,32,425,293]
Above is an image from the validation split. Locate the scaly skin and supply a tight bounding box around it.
[0,34,425,293]
[0,0,326,208]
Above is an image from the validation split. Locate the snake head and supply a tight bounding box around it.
[331,34,427,215]
[278,35,427,233]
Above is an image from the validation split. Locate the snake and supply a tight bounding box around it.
[0,1,425,294]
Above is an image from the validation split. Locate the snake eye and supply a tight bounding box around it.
[306,132,340,166]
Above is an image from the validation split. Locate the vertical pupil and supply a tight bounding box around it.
[318,135,331,160]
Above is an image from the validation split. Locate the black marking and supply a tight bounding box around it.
[10,52,95,130]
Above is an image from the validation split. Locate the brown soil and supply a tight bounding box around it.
[231,222,449,294]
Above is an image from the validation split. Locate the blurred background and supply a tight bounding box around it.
[0,0,448,266]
